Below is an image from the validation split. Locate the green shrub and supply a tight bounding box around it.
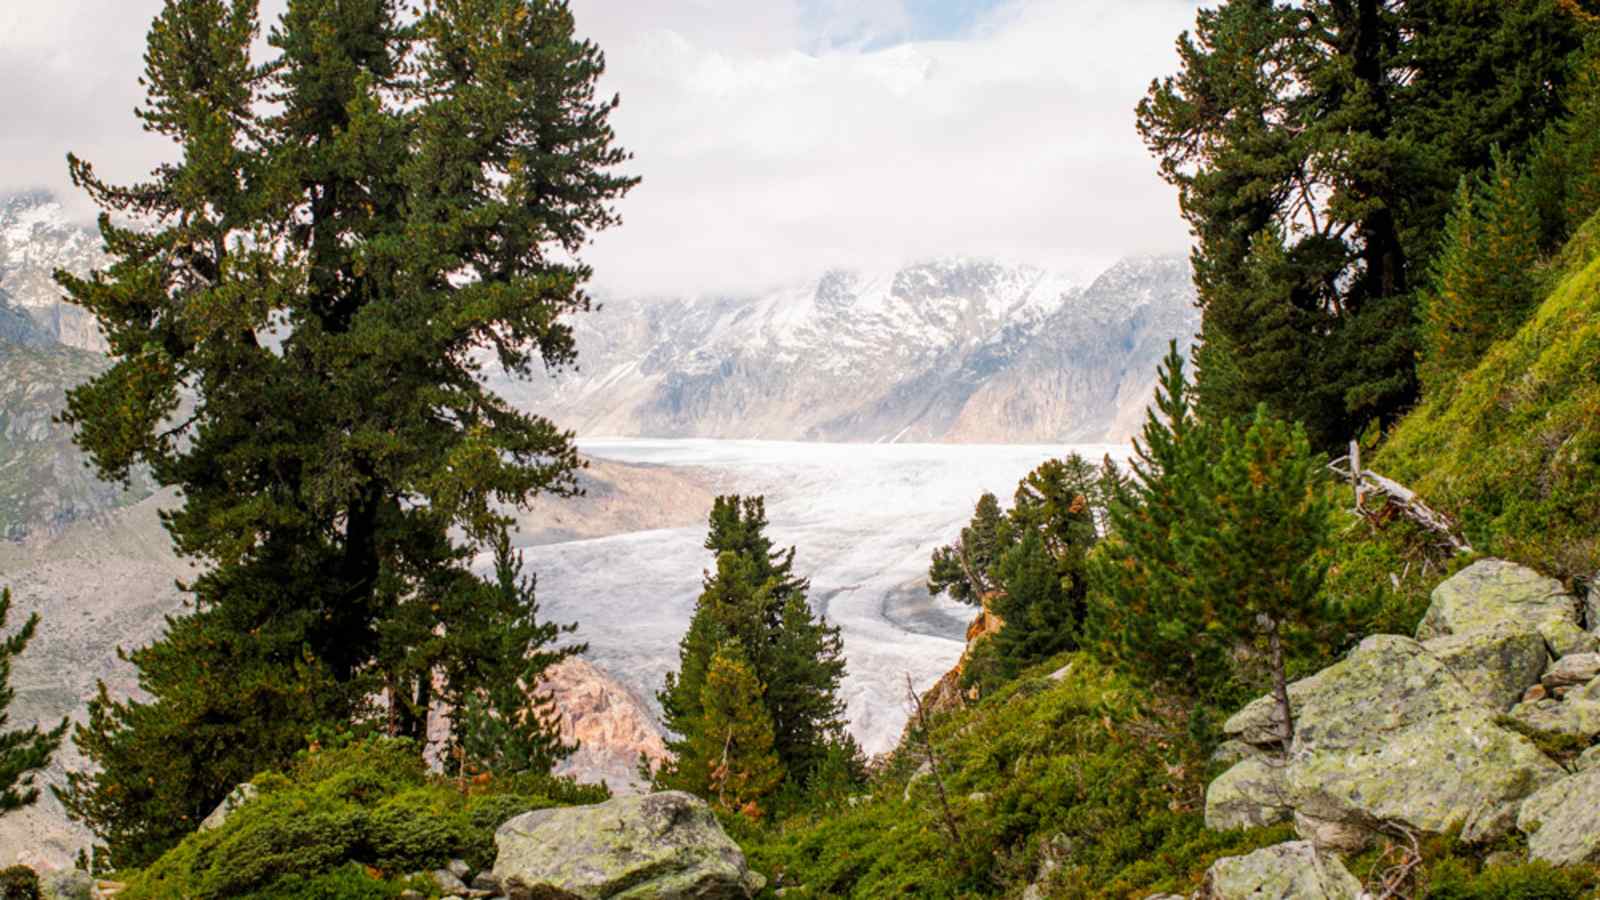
[0,866,38,900]
[119,739,605,899]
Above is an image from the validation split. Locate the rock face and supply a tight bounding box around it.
[1203,757,1291,831]
[198,783,258,832]
[1201,841,1363,900]
[492,792,764,899]
[542,658,671,792]
[1517,768,1600,865]
[1211,561,1586,850]
[495,256,1198,444]
[1416,559,1592,656]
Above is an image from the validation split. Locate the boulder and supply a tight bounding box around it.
[1542,652,1600,690]
[1205,757,1292,831]
[1517,768,1600,865]
[1417,559,1590,656]
[1292,811,1370,854]
[1585,578,1599,631]
[1224,636,1562,846]
[1423,624,1548,711]
[198,783,258,833]
[1578,745,1600,772]
[430,868,468,897]
[1507,675,1600,739]
[492,791,764,899]
[1202,841,1362,900]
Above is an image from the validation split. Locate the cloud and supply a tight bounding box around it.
[0,0,1202,297]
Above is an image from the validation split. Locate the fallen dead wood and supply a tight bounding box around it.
[1330,441,1472,555]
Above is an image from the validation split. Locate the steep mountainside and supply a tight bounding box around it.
[0,298,153,540]
[0,192,107,352]
[497,257,1198,443]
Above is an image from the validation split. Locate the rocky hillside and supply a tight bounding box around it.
[496,256,1199,444]
[0,305,153,540]
[0,191,107,353]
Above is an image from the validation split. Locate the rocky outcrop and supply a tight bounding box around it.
[1201,841,1362,900]
[1517,768,1600,865]
[1210,561,1582,851]
[1416,559,1593,657]
[543,658,671,792]
[492,791,764,899]
[1203,757,1291,831]
[1507,672,1600,739]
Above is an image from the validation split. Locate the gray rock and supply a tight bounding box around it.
[492,791,764,899]
[1293,811,1371,854]
[1585,577,1599,631]
[1202,841,1362,899]
[1543,652,1600,690]
[1517,768,1600,865]
[446,858,472,880]
[40,869,93,900]
[1209,740,1260,767]
[1221,635,1562,846]
[1508,675,1600,739]
[1205,757,1292,831]
[431,868,468,896]
[1417,559,1589,656]
[470,870,501,894]
[198,783,259,833]
[1423,624,1548,711]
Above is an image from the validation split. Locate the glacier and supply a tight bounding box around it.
[500,438,1131,755]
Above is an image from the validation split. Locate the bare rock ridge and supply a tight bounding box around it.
[0,191,108,353]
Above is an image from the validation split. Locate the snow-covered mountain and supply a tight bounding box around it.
[498,256,1199,443]
[0,191,108,353]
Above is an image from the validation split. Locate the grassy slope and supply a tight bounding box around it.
[1381,212,1600,583]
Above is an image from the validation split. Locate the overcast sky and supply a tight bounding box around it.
[0,0,1202,297]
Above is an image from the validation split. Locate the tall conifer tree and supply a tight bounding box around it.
[53,0,634,865]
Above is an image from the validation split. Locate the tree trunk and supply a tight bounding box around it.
[1267,618,1295,756]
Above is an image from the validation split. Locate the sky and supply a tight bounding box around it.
[0,0,1203,298]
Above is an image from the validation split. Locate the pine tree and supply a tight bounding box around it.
[54,0,634,863]
[1086,343,1236,716]
[453,535,583,779]
[695,643,784,819]
[658,497,846,795]
[1420,151,1543,396]
[983,531,1079,684]
[0,589,66,815]
[1178,406,1339,752]
[927,493,1011,604]
[1138,0,1588,449]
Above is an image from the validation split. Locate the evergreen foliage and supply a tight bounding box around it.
[658,497,847,797]
[1421,151,1543,397]
[927,493,1009,604]
[452,535,583,779]
[0,589,65,815]
[53,0,633,865]
[1138,0,1590,449]
[696,643,784,819]
[1087,344,1237,716]
[118,738,607,899]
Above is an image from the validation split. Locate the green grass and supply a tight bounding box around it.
[1380,211,1600,583]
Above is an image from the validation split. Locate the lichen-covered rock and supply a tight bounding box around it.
[1517,768,1600,865]
[198,783,258,833]
[1292,811,1370,854]
[492,791,764,899]
[1578,745,1600,772]
[1221,636,1562,846]
[1543,652,1600,690]
[1287,706,1562,844]
[1423,625,1548,711]
[1205,757,1292,831]
[1507,675,1600,739]
[1202,841,1362,900]
[1417,560,1588,656]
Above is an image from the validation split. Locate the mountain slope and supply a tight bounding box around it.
[498,257,1198,443]
[0,192,107,353]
